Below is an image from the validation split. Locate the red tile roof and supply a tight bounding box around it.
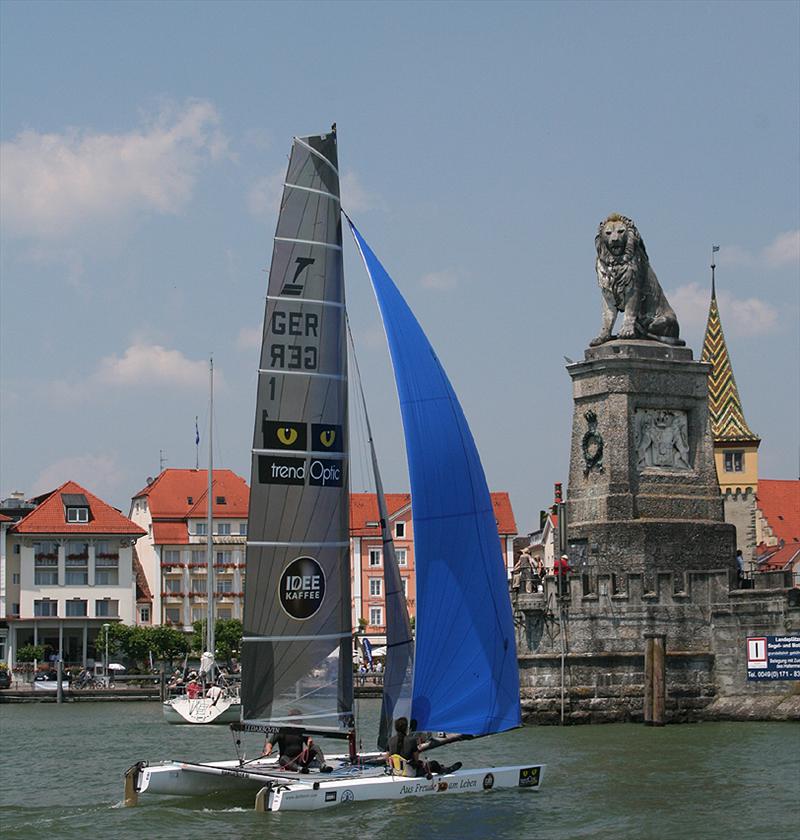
[0,513,12,523]
[152,522,190,545]
[349,492,517,537]
[11,481,146,536]
[134,469,249,518]
[756,479,799,572]
[350,493,412,535]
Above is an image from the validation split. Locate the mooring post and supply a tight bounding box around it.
[644,633,666,725]
[160,665,167,702]
[56,659,64,704]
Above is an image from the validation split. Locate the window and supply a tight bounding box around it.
[217,523,231,536]
[95,599,119,618]
[165,579,183,593]
[95,553,119,585]
[216,579,233,593]
[724,451,744,472]
[396,548,408,567]
[34,599,58,617]
[66,507,89,523]
[34,541,59,585]
[139,606,150,623]
[191,578,207,593]
[11,603,20,616]
[95,541,119,560]
[239,522,248,536]
[65,599,87,617]
[369,607,383,627]
[217,607,232,620]
[395,522,406,539]
[65,542,89,585]
[216,550,232,564]
[191,606,205,622]
[401,577,408,596]
[195,522,208,536]
[164,549,180,565]
[12,573,20,584]
[369,578,382,597]
[13,543,20,554]
[165,607,181,624]
[369,548,382,567]
[216,496,226,505]
[194,551,208,566]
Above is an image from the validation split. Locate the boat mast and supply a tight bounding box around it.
[206,357,215,671]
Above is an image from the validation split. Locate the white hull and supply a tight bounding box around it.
[261,763,544,811]
[33,681,70,692]
[162,695,241,725]
[124,756,544,810]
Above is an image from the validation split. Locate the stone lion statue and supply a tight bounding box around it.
[590,213,684,346]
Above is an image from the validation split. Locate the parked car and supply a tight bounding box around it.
[0,670,12,689]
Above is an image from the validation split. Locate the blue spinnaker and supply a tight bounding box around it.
[348,220,521,737]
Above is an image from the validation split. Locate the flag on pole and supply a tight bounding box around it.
[195,417,200,445]
[712,245,720,253]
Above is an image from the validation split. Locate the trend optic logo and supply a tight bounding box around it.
[279,556,326,620]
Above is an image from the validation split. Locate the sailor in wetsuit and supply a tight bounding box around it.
[386,717,461,778]
[263,710,332,774]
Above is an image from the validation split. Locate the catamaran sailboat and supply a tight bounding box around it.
[161,360,242,725]
[124,126,543,808]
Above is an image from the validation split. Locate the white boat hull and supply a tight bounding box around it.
[124,757,544,810]
[33,681,70,692]
[162,695,241,725]
[261,764,545,811]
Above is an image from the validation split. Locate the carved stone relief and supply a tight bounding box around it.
[634,409,690,471]
[582,409,604,476]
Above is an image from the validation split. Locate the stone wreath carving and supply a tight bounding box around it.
[582,409,604,476]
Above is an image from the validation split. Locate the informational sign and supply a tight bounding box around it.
[746,635,800,681]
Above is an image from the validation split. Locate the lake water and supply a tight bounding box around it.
[0,699,797,839]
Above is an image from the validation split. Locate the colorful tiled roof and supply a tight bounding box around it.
[701,283,759,443]
[11,481,146,536]
[133,469,249,518]
[349,492,517,537]
[0,513,12,523]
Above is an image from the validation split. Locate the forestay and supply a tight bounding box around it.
[349,220,521,737]
[242,128,353,731]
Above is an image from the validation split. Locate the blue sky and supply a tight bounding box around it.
[1,0,798,532]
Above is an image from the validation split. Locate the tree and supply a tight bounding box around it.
[190,618,242,664]
[147,625,190,664]
[17,644,45,663]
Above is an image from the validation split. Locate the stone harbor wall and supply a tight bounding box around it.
[513,569,800,724]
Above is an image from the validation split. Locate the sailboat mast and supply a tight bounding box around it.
[206,358,215,664]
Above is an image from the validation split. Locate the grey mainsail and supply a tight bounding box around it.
[242,128,352,730]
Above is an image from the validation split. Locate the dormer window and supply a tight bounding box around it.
[62,492,90,523]
[187,497,193,504]
[216,496,226,505]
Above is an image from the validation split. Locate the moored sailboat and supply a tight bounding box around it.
[161,360,242,725]
[123,127,543,808]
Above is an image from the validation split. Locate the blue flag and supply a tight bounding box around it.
[195,417,200,446]
[362,637,373,666]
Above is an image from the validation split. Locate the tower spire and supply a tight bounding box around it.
[700,254,758,444]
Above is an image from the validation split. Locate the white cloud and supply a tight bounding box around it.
[236,325,262,351]
[247,169,285,218]
[420,269,458,291]
[669,283,778,337]
[95,344,209,388]
[763,230,800,268]
[716,229,800,270]
[0,100,228,239]
[340,170,378,214]
[31,453,123,502]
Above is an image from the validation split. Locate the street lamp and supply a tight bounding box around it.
[103,623,110,687]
